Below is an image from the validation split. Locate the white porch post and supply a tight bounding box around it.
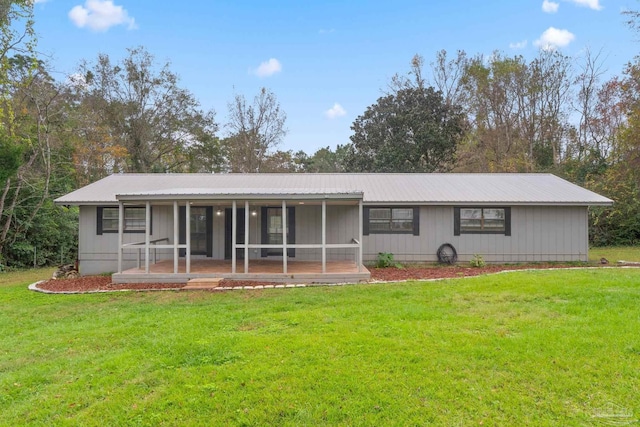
[231,200,237,273]
[358,199,363,272]
[244,200,249,274]
[117,201,123,273]
[322,200,327,274]
[282,200,287,274]
[173,201,179,274]
[144,201,151,273]
[186,202,191,274]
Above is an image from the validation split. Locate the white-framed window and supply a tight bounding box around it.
[455,207,510,235]
[365,207,419,235]
[97,206,150,234]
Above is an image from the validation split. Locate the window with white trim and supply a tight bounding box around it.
[97,206,150,234]
[454,207,510,235]
[364,207,419,235]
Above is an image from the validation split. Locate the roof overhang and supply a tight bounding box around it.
[362,201,613,207]
[114,187,364,202]
[52,173,614,207]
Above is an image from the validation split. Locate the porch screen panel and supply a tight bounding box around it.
[180,206,213,257]
[190,207,207,255]
[267,208,283,245]
[261,207,295,257]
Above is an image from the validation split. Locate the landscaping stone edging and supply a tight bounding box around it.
[28,266,640,295]
[28,280,184,294]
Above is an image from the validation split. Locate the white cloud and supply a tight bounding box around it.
[565,0,602,10]
[325,103,346,119]
[252,58,282,77]
[542,0,559,13]
[509,39,528,49]
[68,0,136,32]
[319,28,335,34]
[534,27,575,50]
[34,0,49,3]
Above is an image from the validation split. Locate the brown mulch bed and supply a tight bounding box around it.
[36,276,183,292]
[35,276,303,292]
[33,263,606,293]
[368,263,587,282]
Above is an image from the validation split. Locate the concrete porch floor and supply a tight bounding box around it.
[112,259,370,284]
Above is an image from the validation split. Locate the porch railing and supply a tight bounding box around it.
[121,237,170,269]
[236,237,362,273]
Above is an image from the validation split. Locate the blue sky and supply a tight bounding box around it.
[33,0,638,154]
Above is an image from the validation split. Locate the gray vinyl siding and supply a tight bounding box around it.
[293,205,360,262]
[363,205,588,263]
[79,203,588,275]
[79,205,173,275]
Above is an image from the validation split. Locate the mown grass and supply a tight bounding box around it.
[0,267,54,287]
[1,267,640,426]
[590,246,640,263]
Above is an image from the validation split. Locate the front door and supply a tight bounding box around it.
[179,206,213,257]
[224,208,245,260]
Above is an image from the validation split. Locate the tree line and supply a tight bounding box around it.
[0,1,638,268]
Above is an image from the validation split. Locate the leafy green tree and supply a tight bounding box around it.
[225,87,287,172]
[0,2,79,268]
[585,58,640,245]
[0,2,41,266]
[258,149,307,172]
[186,132,227,173]
[74,46,219,174]
[454,51,572,172]
[0,55,80,267]
[305,145,349,172]
[345,86,465,172]
[0,133,22,182]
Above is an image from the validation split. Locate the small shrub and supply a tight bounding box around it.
[469,254,486,268]
[376,252,403,269]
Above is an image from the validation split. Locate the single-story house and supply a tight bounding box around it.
[54,173,613,284]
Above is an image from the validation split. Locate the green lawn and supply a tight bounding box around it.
[1,268,640,426]
[589,246,640,263]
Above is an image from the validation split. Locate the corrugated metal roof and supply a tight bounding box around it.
[54,173,613,206]
[117,187,363,201]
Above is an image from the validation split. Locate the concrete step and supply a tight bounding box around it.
[183,278,224,290]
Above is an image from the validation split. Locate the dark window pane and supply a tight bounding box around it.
[484,209,504,220]
[369,208,391,220]
[392,208,413,220]
[125,208,146,231]
[370,221,391,231]
[103,219,118,231]
[458,208,507,233]
[368,207,415,233]
[102,207,119,231]
[101,207,148,232]
[460,218,482,231]
[461,208,481,219]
